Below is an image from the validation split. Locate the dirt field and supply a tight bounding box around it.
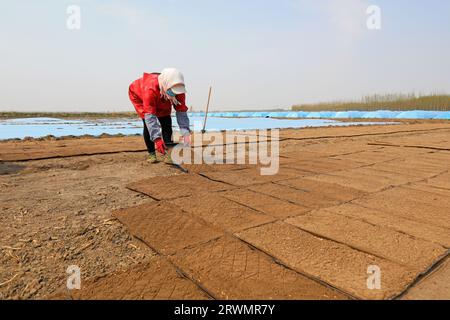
[1,120,449,300]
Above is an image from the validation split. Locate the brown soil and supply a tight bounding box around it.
[113,202,224,256]
[0,136,146,162]
[54,257,211,300]
[236,221,417,300]
[323,203,450,248]
[248,183,343,209]
[127,173,232,200]
[401,257,450,300]
[171,236,347,300]
[0,152,179,299]
[220,188,311,219]
[285,211,446,270]
[1,120,449,300]
[353,189,450,229]
[170,193,276,233]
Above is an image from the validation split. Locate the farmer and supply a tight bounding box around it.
[129,68,191,163]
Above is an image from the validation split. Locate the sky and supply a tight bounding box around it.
[1,0,450,112]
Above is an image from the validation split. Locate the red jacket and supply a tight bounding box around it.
[128,73,188,119]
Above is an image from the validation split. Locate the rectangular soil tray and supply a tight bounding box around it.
[113,202,223,255]
[324,203,450,248]
[221,189,311,219]
[127,173,232,200]
[285,210,446,270]
[55,257,210,300]
[170,193,276,233]
[237,221,416,300]
[171,236,348,300]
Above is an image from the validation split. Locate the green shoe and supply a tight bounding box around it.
[146,153,158,164]
[163,152,173,164]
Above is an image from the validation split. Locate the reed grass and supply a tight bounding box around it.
[292,94,450,111]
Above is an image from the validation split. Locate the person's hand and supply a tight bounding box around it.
[183,134,191,147]
[154,138,166,155]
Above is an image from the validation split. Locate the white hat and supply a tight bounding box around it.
[159,68,186,105]
[170,83,186,95]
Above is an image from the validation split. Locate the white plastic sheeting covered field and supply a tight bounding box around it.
[0,117,388,140]
[192,110,450,120]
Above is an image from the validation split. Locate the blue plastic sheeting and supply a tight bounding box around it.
[0,118,143,140]
[190,117,384,131]
[0,117,387,140]
[190,110,450,120]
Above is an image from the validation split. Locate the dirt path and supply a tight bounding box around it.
[1,121,449,299]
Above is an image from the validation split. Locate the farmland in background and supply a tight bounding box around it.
[0,112,137,120]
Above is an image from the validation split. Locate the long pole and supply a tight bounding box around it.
[201,86,212,134]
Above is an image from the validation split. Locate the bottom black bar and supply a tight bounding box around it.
[1,300,447,319]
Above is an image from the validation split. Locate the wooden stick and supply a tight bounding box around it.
[202,86,212,133]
